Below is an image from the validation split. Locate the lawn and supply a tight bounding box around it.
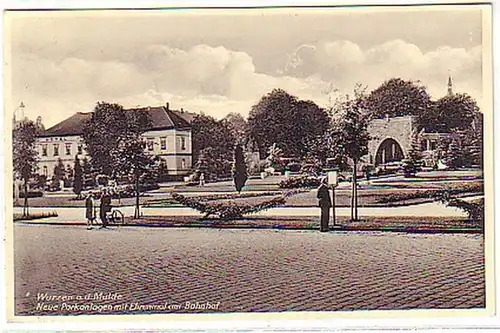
[15,171,484,209]
[121,215,481,233]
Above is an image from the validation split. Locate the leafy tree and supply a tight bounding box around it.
[191,114,235,179]
[365,78,431,129]
[459,113,483,168]
[430,93,480,132]
[233,145,248,193]
[53,158,65,186]
[73,155,83,199]
[333,84,371,221]
[83,102,155,218]
[302,128,349,171]
[81,157,94,188]
[248,89,329,158]
[65,164,73,187]
[13,120,39,216]
[223,113,248,145]
[82,102,128,176]
[401,130,423,177]
[157,158,169,182]
[444,139,462,170]
[194,146,232,181]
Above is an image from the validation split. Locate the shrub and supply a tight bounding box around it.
[279,176,320,189]
[377,182,483,204]
[436,190,484,229]
[13,211,58,221]
[172,191,298,219]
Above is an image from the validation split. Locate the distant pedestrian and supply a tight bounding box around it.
[199,173,205,186]
[85,192,97,230]
[316,177,332,232]
[99,189,112,229]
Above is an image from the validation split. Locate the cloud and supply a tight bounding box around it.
[11,39,483,128]
[283,39,482,104]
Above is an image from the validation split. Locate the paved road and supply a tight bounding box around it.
[14,224,485,315]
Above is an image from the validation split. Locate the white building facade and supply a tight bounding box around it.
[36,104,193,178]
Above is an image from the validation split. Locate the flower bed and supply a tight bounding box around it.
[279,176,320,189]
[13,211,58,221]
[376,182,483,204]
[144,191,286,207]
[17,190,44,198]
[171,191,299,219]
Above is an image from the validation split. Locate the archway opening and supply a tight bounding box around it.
[375,138,404,166]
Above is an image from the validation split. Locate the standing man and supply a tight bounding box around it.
[85,192,96,230]
[316,177,332,232]
[99,189,112,229]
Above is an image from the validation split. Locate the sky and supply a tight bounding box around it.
[6,5,485,128]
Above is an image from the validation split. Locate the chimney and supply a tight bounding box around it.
[181,108,184,113]
[166,102,170,110]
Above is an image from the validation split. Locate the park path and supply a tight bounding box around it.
[13,200,469,224]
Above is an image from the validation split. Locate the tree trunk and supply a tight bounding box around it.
[135,175,140,219]
[353,159,358,221]
[351,162,355,221]
[23,175,29,217]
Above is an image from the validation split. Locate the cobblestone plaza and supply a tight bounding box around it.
[14,224,485,315]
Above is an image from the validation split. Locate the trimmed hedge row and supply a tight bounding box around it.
[279,176,321,189]
[172,191,299,219]
[376,182,483,204]
[17,190,44,198]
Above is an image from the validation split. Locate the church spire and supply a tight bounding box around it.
[447,75,453,96]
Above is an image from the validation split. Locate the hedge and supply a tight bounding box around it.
[279,176,321,189]
[17,190,44,198]
[376,182,483,204]
[172,191,299,219]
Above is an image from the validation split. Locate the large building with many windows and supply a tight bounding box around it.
[36,103,194,178]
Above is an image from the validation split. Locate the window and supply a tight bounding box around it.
[53,144,59,156]
[77,145,83,155]
[430,141,437,151]
[65,143,72,156]
[42,144,48,157]
[147,138,154,151]
[160,137,167,150]
[181,159,186,169]
[180,137,186,150]
[43,166,48,176]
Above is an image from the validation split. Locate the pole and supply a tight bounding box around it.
[135,175,140,219]
[331,186,336,227]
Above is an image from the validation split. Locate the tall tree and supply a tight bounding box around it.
[429,93,480,132]
[13,120,39,216]
[365,78,431,128]
[233,145,248,193]
[248,89,329,158]
[81,157,94,188]
[73,155,83,199]
[117,139,156,218]
[83,102,154,218]
[401,129,423,177]
[53,158,65,186]
[334,84,371,221]
[82,102,128,176]
[65,164,73,187]
[223,113,248,145]
[191,114,235,179]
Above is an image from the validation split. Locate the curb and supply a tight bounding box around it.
[15,221,483,234]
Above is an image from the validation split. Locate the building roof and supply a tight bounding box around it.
[39,105,194,137]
